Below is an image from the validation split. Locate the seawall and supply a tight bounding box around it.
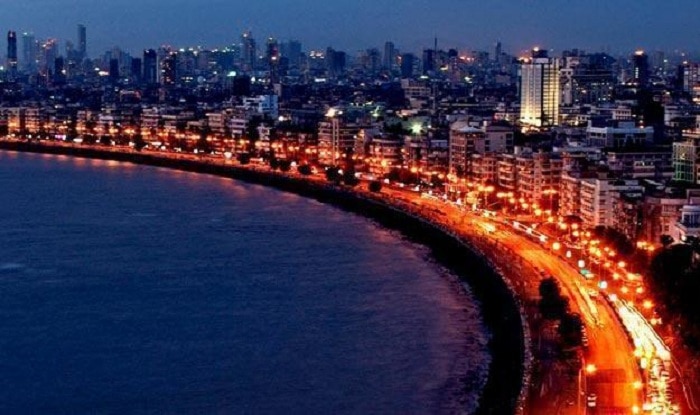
[0,141,529,415]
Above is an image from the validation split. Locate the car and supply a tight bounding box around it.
[587,393,597,408]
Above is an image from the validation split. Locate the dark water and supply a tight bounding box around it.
[0,151,490,414]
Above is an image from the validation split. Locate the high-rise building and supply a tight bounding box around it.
[21,32,37,73]
[366,48,381,75]
[326,48,346,78]
[160,52,177,86]
[109,59,120,82]
[383,41,396,70]
[422,49,435,74]
[400,53,415,78]
[632,50,649,87]
[241,31,256,71]
[519,48,560,128]
[143,49,157,84]
[40,38,58,78]
[265,37,279,66]
[7,31,18,76]
[266,37,280,81]
[130,57,142,82]
[53,56,66,86]
[281,40,301,68]
[77,24,87,60]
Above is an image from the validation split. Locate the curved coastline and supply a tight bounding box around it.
[0,141,530,415]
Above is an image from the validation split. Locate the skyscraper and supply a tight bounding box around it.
[400,53,415,78]
[7,31,18,76]
[130,57,142,83]
[281,40,301,68]
[143,49,157,84]
[40,38,58,78]
[422,49,435,74]
[519,48,560,128]
[53,56,66,86]
[241,31,256,71]
[21,32,37,73]
[160,52,177,86]
[632,50,649,87]
[383,41,396,70]
[77,24,87,60]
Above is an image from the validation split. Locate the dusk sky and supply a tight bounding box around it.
[2,0,700,57]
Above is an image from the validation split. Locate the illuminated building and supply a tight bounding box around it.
[39,38,58,79]
[367,134,403,175]
[21,32,37,73]
[580,178,642,227]
[318,108,368,166]
[448,123,484,176]
[585,118,654,148]
[241,31,256,71]
[143,49,157,85]
[632,50,649,87]
[672,137,700,183]
[449,121,514,178]
[7,31,17,77]
[519,48,560,128]
[53,56,66,86]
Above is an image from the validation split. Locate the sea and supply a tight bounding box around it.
[0,151,490,414]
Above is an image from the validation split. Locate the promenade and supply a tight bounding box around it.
[0,138,690,415]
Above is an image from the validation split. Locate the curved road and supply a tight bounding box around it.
[386,188,642,414]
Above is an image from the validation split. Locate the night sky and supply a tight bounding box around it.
[2,0,700,56]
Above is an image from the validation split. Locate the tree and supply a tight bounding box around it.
[325,166,341,183]
[278,159,292,172]
[369,180,382,192]
[297,164,312,175]
[558,313,584,347]
[538,277,569,320]
[538,295,569,320]
[133,134,146,151]
[238,152,251,165]
[539,277,561,299]
[660,234,674,248]
[342,165,359,187]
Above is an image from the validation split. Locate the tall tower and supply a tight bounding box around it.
[519,48,560,128]
[632,50,649,87]
[160,52,177,86]
[383,41,396,70]
[77,24,87,60]
[21,32,36,73]
[143,49,157,84]
[241,31,256,71]
[7,31,18,76]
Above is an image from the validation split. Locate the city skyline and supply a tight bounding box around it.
[2,0,700,57]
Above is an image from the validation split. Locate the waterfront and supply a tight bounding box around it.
[0,151,490,414]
